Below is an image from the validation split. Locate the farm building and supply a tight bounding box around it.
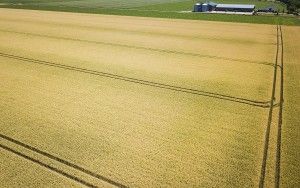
[257,6,277,13]
[193,2,255,13]
[215,4,255,12]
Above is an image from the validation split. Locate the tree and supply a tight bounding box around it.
[279,0,300,13]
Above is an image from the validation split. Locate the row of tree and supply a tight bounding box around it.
[279,0,300,14]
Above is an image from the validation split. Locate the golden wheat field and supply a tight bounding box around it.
[0,8,299,188]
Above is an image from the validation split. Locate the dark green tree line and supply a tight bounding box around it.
[280,0,300,13]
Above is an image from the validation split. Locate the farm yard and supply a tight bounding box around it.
[0,7,299,188]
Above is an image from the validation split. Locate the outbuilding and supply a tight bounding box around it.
[215,4,255,12]
[257,6,277,13]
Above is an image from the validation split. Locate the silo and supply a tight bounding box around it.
[193,3,202,12]
[201,3,208,12]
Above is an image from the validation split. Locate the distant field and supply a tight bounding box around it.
[0,0,299,25]
[138,0,286,11]
[0,0,183,8]
[1,8,298,188]
[32,0,183,8]
[0,0,286,9]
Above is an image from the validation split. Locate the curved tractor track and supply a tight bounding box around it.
[0,52,271,108]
